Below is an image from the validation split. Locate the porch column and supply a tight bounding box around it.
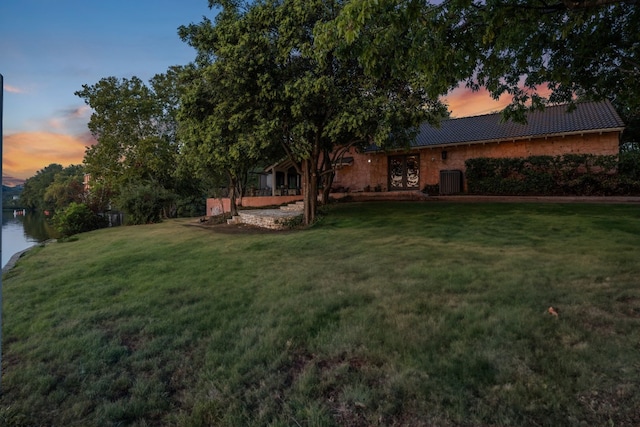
[270,166,276,196]
[284,170,290,194]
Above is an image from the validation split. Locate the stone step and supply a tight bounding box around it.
[280,203,304,212]
[237,209,302,230]
[227,215,242,225]
[223,208,303,230]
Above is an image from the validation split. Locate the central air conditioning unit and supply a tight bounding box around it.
[439,170,463,194]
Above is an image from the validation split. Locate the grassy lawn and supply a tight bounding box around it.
[1,202,639,426]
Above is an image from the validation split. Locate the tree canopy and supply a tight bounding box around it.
[20,163,74,210]
[76,74,178,192]
[75,68,204,220]
[177,5,283,216]
[43,164,86,211]
[180,0,448,224]
[321,0,639,123]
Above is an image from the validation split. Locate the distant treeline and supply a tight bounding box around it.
[2,185,24,209]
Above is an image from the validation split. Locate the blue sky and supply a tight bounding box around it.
[1,0,215,184]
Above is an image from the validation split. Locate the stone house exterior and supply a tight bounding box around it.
[331,100,625,194]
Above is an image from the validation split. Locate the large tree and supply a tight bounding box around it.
[76,69,199,219]
[322,0,639,123]
[180,0,447,225]
[76,75,176,191]
[178,4,282,217]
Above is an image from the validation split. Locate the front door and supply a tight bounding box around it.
[389,155,420,190]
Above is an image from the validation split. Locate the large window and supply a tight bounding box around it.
[389,155,420,190]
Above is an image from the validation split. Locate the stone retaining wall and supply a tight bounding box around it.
[237,211,300,229]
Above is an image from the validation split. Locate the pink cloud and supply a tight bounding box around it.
[69,105,91,118]
[46,105,92,132]
[3,83,25,94]
[445,87,511,118]
[445,85,555,118]
[47,118,64,130]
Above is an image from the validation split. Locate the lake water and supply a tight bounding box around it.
[2,210,58,269]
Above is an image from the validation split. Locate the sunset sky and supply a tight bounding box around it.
[1,0,513,186]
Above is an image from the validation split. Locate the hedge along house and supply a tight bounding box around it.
[330,100,625,195]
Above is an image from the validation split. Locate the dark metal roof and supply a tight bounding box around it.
[414,100,625,147]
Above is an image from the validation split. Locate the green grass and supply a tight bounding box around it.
[2,202,640,426]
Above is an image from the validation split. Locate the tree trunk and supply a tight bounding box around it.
[321,170,334,205]
[228,174,239,217]
[319,148,334,205]
[302,158,317,225]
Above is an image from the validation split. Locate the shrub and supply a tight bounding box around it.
[174,194,206,217]
[619,151,640,181]
[53,202,109,237]
[465,153,640,196]
[116,184,176,225]
[422,184,439,195]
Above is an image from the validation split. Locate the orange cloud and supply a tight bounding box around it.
[445,85,555,118]
[3,131,96,180]
[445,87,514,118]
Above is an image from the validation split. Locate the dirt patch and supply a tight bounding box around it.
[577,386,640,427]
[186,219,291,235]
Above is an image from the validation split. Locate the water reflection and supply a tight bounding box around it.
[2,210,60,268]
[29,213,58,240]
[3,210,59,241]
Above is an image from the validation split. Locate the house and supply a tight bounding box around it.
[207,100,625,214]
[331,100,625,194]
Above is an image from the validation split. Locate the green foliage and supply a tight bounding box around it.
[83,180,113,214]
[322,0,640,122]
[180,0,448,224]
[116,183,176,225]
[173,193,206,218]
[618,150,640,181]
[76,68,208,218]
[2,185,23,209]
[19,164,85,213]
[77,76,162,190]
[20,164,64,211]
[43,164,86,211]
[177,5,288,216]
[466,153,640,195]
[76,70,199,203]
[422,183,439,195]
[53,202,108,237]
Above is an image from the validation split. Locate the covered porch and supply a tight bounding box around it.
[262,158,302,196]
